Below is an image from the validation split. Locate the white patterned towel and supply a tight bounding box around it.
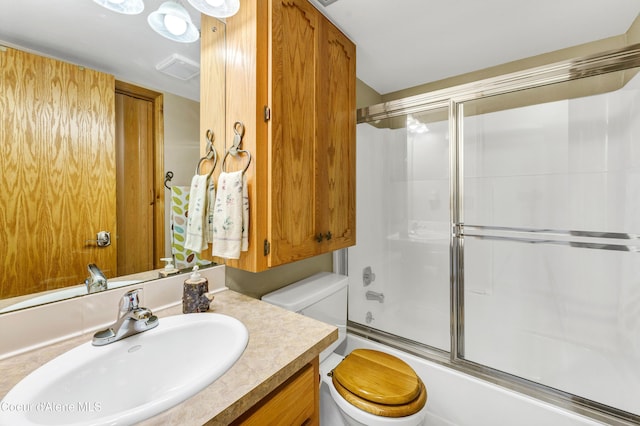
[184,174,210,252]
[212,171,249,259]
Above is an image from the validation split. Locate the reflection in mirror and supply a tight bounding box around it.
[0,13,226,314]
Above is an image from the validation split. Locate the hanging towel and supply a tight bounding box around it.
[170,185,213,269]
[212,170,249,259]
[205,178,216,245]
[170,186,190,264]
[184,174,210,252]
[241,173,249,251]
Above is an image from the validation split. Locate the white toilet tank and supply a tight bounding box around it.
[262,272,348,361]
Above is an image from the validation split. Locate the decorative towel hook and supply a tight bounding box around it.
[164,171,174,189]
[222,121,252,174]
[196,129,218,179]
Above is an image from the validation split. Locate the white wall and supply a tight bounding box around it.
[162,93,200,257]
[348,122,451,351]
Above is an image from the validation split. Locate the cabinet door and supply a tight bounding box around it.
[231,359,318,425]
[269,0,321,267]
[316,19,356,252]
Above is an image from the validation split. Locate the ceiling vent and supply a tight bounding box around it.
[316,0,340,6]
[155,54,200,80]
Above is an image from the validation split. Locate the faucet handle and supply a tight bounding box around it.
[119,289,142,315]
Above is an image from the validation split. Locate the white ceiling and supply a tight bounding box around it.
[1,0,639,102]
[311,0,640,94]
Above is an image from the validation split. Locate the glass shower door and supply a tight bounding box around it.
[461,69,640,416]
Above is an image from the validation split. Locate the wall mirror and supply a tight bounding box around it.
[0,1,225,313]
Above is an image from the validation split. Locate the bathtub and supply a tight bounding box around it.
[320,334,605,426]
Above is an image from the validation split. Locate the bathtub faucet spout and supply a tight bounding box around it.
[85,263,108,294]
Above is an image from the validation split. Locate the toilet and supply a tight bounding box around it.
[262,272,428,426]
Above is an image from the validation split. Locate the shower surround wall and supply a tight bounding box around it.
[349,122,450,351]
[348,50,640,424]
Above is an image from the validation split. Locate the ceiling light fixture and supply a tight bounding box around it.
[148,1,199,43]
[187,0,240,18]
[93,0,144,15]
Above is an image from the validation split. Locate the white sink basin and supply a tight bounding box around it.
[0,313,249,425]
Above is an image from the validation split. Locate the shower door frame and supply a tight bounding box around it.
[350,43,640,426]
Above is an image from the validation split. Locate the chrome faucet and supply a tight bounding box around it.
[92,289,159,346]
[85,263,108,294]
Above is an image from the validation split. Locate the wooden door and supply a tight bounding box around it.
[316,19,356,252]
[115,90,155,276]
[269,0,321,267]
[0,47,116,298]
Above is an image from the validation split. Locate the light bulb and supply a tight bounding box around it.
[164,14,188,36]
[108,0,125,4]
[205,0,225,6]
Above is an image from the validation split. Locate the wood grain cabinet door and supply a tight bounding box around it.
[315,18,356,253]
[231,359,319,426]
[269,0,356,267]
[268,0,322,267]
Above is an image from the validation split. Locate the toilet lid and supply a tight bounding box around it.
[331,349,427,417]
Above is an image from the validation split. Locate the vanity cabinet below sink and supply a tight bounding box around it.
[231,358,319,425]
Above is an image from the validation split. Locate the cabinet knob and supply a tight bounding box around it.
[325,231,332,241]
[315,233,324,243]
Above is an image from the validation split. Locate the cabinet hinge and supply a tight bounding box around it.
[263,105,271,122]
[264,239,271,256]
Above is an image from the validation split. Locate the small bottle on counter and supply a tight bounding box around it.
[158,257,179,278]
[183,265,214,313]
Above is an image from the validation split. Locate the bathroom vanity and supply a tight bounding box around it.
[0,289,338,425]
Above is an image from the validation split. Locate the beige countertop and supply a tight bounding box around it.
[0,289,338,425]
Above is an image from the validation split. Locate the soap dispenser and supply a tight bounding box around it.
[158,257,179,278]
[183,266,214,313]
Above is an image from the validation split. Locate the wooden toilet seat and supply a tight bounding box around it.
[331,349,428,418]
